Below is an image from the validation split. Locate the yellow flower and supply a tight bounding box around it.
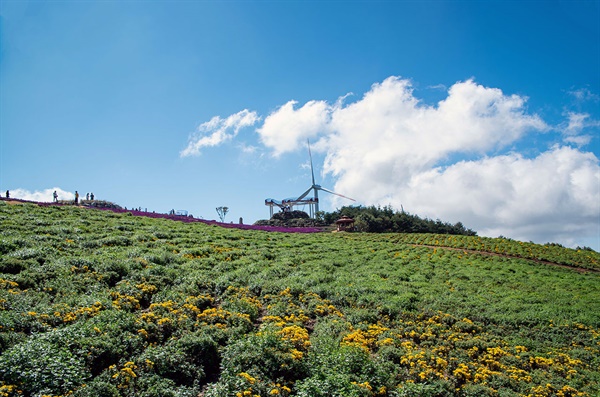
[453,363,471,381]
[138,328,149,338]
[290,349,304,360]
[238,372,256,384]
[515,345,528,353]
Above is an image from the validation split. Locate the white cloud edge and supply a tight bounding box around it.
[180,109,260,157]
[7,187,74,202]
[181,76,600,250]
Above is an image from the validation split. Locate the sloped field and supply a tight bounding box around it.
[0,201,598,397]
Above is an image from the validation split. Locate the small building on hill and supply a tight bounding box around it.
[335,216,355,232]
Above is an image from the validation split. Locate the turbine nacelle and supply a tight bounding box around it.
[264,140,355,219]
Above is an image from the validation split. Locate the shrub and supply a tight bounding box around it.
[176,331,220,378]
[0,338,89,395]
[0,257,31,274]
[207,330,307,395]
[396,381,453,397]
[272,210,310,220]
[80,310,144,375]
[72,380,120,397]
[140,342,203,386]
[295,336,395,397]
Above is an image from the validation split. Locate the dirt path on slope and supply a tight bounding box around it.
[411,244,599,274]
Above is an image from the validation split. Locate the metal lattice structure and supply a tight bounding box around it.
[265,141,355,219]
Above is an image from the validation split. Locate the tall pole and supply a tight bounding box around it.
[314,187,319,217]
[308,139,319,219]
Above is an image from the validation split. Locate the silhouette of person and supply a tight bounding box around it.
[86,193,90,200]
[90,192,94,200]
[5,190,9,198]
[74,191,79,204]
[53,191,58,202]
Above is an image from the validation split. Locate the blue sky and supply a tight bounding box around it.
[1,0,599,250]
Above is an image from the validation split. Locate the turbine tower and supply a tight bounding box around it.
[294,140,355,215]
[265,140,355,219]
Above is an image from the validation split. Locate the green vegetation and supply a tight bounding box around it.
[0,201,598,397]
[256,205,479,233]
[324,206,477,235]
[254,210,324,228]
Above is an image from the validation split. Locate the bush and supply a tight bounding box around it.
[396,381,453,397]
[80,310,144,375]
[0,257,31,274]
[133,374,201,397]
[140,342,203,386]
[221,331,306,381]
[325,205,477,235]
[72,380,120,397]
[0,338,89,395]
[176,330,220,377]
[272,210,310,220]
[295,336,395,397]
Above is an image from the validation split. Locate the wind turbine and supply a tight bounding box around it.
[265,140,355,219]
[290,140,355,217]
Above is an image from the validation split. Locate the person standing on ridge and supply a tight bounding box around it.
[53,191,58,202]
[74,191,79,204]
[5,190,9,198]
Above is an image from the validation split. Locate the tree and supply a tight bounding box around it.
[324,205,476,235]
[216,206,229,222]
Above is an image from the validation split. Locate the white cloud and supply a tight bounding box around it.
[560,112,599,146]
[568,87,599,102]
[565,112,589,134]
[257,100,332,157]
[190,76,600,249]
[427,83,447,91]
[319,78,548,188]
[239,143,259,154]
[9,187,74,202]
[256,76,599,248]
[400,147,599,247]
[180,109,259,157]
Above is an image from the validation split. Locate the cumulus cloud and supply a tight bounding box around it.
[257,100,332,157]
[321,78,548,182]
[319,79,597,248]
[401,147,600,247]
[180,109,259,157]
[561,112,599,146]
[9,187,73,202]
[191,76,600,248]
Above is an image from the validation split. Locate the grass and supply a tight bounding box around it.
[0,200,598,397]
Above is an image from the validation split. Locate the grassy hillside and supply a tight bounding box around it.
[0,201,598,397]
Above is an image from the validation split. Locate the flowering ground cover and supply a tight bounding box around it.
[13,198,320,234]
[389,234,599,272]
[0,201,598,397]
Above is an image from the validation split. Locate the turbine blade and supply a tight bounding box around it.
[297,187,314,201]
[318,186,356,201]
[307,139,316,186]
